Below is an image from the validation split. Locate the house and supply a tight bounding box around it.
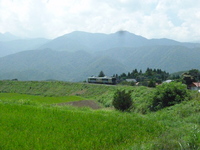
[125,79,137,82]
[190,82,200,90]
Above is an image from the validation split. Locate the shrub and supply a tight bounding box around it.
[118,81,135,86]
[148,80,156,87]
[150,82,191,111]
[112,90,133,111]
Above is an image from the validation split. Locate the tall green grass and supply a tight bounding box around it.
[1,97,200,149]
[1,80,200,149]
[0,101,164,150]
[0,93,85,104]
[0,80,152,108]
[0,80,117,98]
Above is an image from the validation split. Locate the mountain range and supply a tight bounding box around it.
[0,31,200,81]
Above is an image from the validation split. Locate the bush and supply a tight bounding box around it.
[148,80,156,87]
[112,90,133,111]
[150,82,191,111]
[118,81,135,86]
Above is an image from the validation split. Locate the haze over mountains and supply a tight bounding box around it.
[0,31,200,81]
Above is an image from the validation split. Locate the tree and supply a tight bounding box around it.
[188,69,200,81]
[182,69,200,87]
[148,80,156,87]
[150,82,191,111]
[98,71,105,77]
[112,90,133,111]
[182,74,194,86]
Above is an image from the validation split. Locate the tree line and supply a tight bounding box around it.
[113,68,170,87]
[97,68,200,88]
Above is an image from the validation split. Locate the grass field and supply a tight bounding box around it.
[0,80,152,108]
[1,80,200,149]
[0,101,164,149]
[0,93,85,104]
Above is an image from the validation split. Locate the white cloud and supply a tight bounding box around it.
[0,0,200,42]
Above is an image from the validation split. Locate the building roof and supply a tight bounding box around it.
[126,79,137,82]
[88,76,115,79]
[191,82,200,87]
[163,80,173,83]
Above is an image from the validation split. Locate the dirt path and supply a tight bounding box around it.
[56,100,102,109]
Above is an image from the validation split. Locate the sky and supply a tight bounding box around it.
[0,0,200,42]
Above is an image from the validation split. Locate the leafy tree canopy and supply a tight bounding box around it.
[182,69,200,86]
[117,68,169,86]
[150,82,191,111]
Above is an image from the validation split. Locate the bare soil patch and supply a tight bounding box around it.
[56,100,102,109]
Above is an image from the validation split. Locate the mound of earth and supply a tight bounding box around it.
[56,100,102,109]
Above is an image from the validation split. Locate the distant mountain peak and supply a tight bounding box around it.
[115,30,130,34]
[0,32,20,41]
[4,32,14,36]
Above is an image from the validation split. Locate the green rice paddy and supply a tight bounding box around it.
[1,80,200,149]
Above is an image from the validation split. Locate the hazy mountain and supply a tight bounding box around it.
[0,31,200,81]
[1,30,200,57]
[0,38,50,57]
[39,31,108,52]
[40,31,200,52]
[0,45,200,81]
[0,32,20,41]
[95,45,200,73]
[0,49,127,81]
[40,31,149,52]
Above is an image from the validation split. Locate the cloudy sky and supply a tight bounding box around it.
[0,0,200,42]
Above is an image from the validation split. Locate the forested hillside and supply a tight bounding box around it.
[0,49,127,81]
[0,31,200,81]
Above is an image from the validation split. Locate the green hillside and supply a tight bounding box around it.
[1,80,200,149]
[96,46,200,73]
[0,49,127,81]
[0,80,152,108]
[1,45,200,81]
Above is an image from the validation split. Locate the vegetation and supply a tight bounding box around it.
[116,68,200,89]
[0,100,164,150]
[150,82,191,111]
[98,70,105,77]
[115,68,169,86]
[1,31,200,82]
[148,79,156,87]
[0,93,84,105]
[118,80,136,86]
[182,69,200,87]
[1,80,200,149]
[112,90,133,111]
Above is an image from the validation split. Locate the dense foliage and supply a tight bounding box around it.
[115,68,169,86]
[112,90,133,111]
[182,69,200,87]
[150,82,191,111]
